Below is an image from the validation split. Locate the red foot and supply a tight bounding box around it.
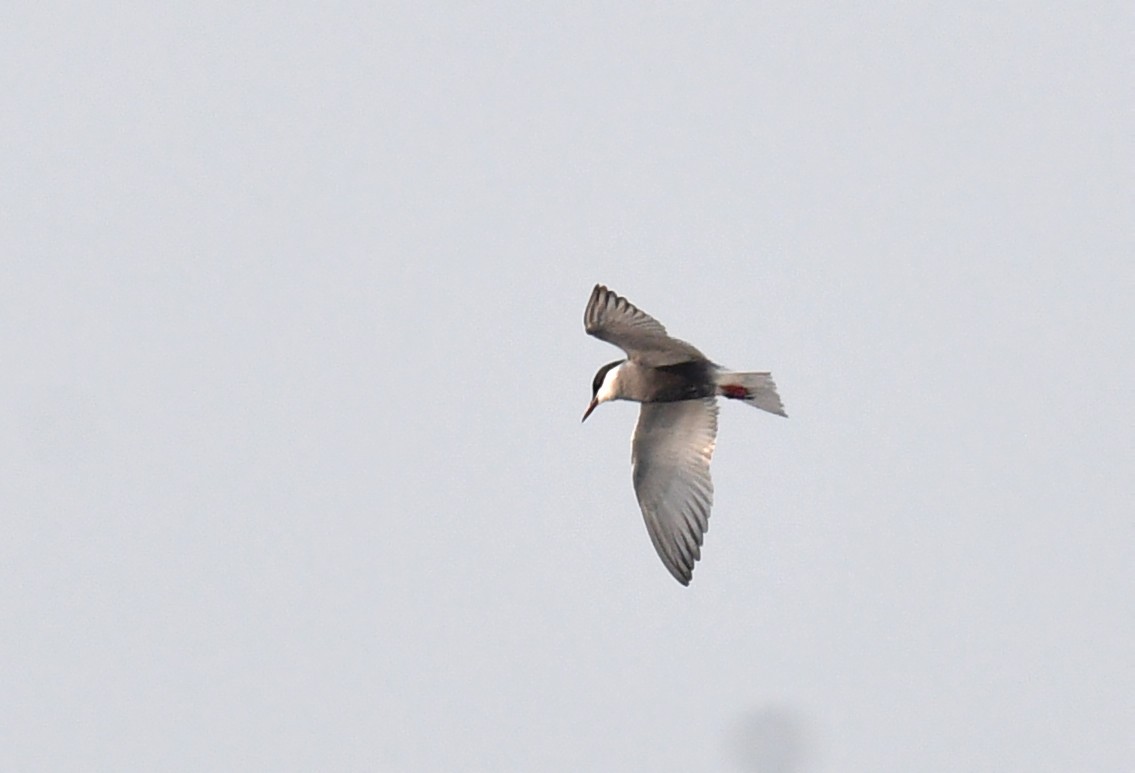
[721,384,749,399]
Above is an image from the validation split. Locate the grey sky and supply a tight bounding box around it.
[3,4,1131,771]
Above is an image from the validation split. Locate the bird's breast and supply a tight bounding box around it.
[625,360,717,403]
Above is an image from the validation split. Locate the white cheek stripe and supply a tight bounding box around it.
[597,364,623,402]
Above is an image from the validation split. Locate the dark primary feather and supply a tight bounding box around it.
[584,284,705,366]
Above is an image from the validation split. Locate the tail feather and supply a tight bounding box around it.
[715,371,787,417]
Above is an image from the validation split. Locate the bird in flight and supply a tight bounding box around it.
[582,284,786,585]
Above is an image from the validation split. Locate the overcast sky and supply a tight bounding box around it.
[3,4,1132,771]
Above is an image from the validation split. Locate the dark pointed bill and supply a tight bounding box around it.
[581,397,598,422]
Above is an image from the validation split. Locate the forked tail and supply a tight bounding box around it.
[715,371,788,417]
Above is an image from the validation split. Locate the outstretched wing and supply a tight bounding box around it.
[584,284,704,366]
[631,398,718,585]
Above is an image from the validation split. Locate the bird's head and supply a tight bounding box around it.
[582,360,626,422]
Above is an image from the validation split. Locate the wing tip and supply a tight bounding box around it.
[667,561,694,586]
[584,283,609,332]
[656,552,694,585]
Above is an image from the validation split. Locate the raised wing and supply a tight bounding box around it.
[631,398,718,585]
[584,284,705,365]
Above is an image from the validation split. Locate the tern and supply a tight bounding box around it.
[582,284,786,585]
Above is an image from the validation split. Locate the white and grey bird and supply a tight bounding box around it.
[582,284,786,585]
